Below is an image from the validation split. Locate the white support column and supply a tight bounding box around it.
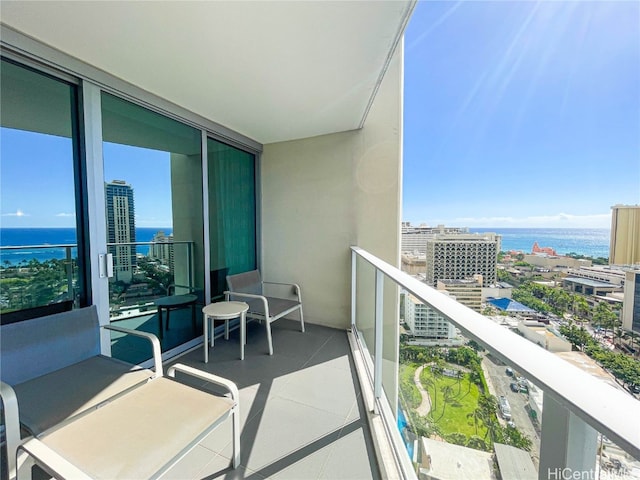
[539,394,598,480]
[82,81,110,354]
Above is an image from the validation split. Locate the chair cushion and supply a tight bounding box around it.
[246,296,301,320]
[14,356,153,435]
[40,377,234,480]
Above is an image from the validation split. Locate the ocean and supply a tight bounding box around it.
[470,227,610,259]
[0,227,173,265]
[0,226,611,265]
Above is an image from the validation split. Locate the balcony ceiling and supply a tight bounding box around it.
[0,1,414,145]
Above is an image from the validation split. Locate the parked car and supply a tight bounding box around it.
[505,367,513,376]
[510,382,519,392]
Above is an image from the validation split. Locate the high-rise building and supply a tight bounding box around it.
[105,180,136,283]
[401,223,469,254]
[610,205,640,265]
[425,232,501,286]
[622,270,640,334]
[148,230,174,272]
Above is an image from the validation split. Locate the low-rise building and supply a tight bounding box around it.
[517,322,572,353]
[436,277,482,312]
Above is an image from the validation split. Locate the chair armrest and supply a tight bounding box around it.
[18,438,92,480]
[223,291,270,318]
[166,364,239,404]
[262,282,302,301]
[102,325,163,377]
[1,382,21,480]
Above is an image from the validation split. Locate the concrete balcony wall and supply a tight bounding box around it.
[261,44,403,333]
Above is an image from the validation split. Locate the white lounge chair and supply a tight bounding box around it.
[15,364,240,479]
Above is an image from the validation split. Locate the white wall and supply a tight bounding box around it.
[261,44,403,331]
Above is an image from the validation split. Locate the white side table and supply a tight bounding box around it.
[202,301,249,362]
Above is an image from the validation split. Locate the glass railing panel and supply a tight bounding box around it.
[382,274,400,421]
[355,253,376,360]
[352,247,640,480]
[108,240,199,362]
[0,245,79,318]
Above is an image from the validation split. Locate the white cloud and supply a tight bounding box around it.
[2,209,29,217]
[447,212,611,228]
[55,213,75,217]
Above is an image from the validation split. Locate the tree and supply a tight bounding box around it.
[440,385,455,419]
[593,302,617,338]
[467,407,485,436]
[466,435,488,451]
[446,432,467,446]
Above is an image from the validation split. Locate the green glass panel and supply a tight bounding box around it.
[207,138,256,301]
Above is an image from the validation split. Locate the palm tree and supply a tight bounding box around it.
[455,370,464,395]
[467,407,485,436]
[440,385,454,419]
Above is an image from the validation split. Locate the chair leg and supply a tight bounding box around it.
[299,306,305,333]
[232,405,240,468]
[266,321,274,355]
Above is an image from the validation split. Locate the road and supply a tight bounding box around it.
[482,354,541,466]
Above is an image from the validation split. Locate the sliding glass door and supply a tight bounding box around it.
[101,93,204,362]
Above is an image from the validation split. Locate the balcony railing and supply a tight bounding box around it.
[350,246,640,479]
[0,244,78,314]
[105,240,195,320]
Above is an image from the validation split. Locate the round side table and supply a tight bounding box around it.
[202,301,249,362]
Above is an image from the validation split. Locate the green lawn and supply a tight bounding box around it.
[419,366,488,439]
[399,363,421,410]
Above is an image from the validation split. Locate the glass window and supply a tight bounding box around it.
[207,138,257,301]
[0,59,86,322]
[101,92,203,360]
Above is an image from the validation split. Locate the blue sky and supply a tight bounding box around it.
[403,0,640,228]
[1,1,639,229]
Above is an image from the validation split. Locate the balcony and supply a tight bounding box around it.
[163,319,380,479]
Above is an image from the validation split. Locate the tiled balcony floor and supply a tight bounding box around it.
[164,319,381,480]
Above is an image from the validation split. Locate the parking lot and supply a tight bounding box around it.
[482,354,541,465]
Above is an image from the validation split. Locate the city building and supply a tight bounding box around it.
[517,322,572,353]
[436,277,482,312]
[610,204,640,265]
[487,297,537,319]
[401,222,468,254]
[401,252,426,275]
[404,293,457,341]
[425,232,501,286]
[105,180,136,283]
[523,253,591,270]
[481,282,513,301]
[148,230,174,272]
[622,270,640,334]
[567,265,627,286]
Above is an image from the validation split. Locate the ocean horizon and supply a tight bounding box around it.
[0,226,611,265]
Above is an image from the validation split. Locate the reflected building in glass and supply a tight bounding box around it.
[105,180,136,283]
